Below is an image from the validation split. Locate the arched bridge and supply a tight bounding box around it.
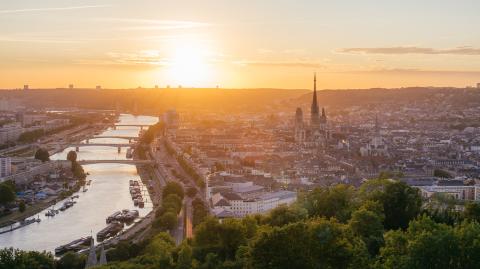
[46,142,134,153]
[91,136,138,140]
[78,159,154,165]
[71,143,132,147]
[113,124,153,130]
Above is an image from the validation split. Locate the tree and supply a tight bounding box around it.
[0,248,55,269]
[250,219,369,269]
[0,183,15,206]
[153,211,178,231]
[67,150,77,163]
[18,129,45,143]
[71,162,86,180]
[34,148,50,162]
[193,218,247,262]
[159,194,183,215]
[214,162,225,172]
[376,216,461,269]
[349,203,385,256]
[140,122,165,145]
[163,181,184,200]
[18,200,26,213]
[262,205,307,227]
[143,232,176,267]
[464,202,480,222]
[434,169,453,178]
[176,242,193,269]
[192,198,208,227]
[454,221,480,269]
[360,179,422,230]
[56,252,85,269]
[301,184,356,222]
[378,171,403,180]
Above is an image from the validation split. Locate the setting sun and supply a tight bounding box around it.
[166,42,215,87]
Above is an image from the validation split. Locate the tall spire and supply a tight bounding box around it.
[311,73,320,127]
[375,114,379,135]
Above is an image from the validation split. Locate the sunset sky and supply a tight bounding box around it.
[1,0,479,89]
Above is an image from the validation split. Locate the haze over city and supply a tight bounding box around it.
[1,0,480,89]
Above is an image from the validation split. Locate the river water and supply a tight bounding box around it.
[0,114,157,253]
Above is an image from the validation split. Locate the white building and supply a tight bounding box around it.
[0,157,12,179]
[360,116,388,157]
[212,190,297,217]
[415,180,480,201]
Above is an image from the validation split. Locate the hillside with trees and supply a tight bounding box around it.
[4,179,480,268]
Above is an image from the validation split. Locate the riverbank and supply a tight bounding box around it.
[0,196,56,228]
[0,168,86,229]
[46,124,108,155]
[101,144,163,245]
[0,124,109,229]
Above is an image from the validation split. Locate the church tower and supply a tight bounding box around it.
[310,73,320,128]
[294,107,305,143]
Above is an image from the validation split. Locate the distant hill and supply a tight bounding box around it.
[292,87,480,109]
[1,86,478,114]
[0,88,309,114]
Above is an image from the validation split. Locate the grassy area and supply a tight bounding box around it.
[7,147,35,157]
[0,197,56,228]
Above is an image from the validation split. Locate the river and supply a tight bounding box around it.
[0,114,157,253]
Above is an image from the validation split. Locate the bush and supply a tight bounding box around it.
[34,148,50,162]
[18,200,26,213]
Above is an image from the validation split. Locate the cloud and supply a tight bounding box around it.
[93,18,211,30]
[339,46,480,56]
[76,51,169,67]
[0,35,81,43]
[105,51,169,66]
[233,60,324,68]
[0,5,109,14]
[336,68,480,76]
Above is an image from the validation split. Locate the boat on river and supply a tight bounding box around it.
[20,217,40,225]
[106,209,139,224]
[55,236,92,256]
[97,221,124,242]
[106,211,122,224]
[45,209,59,217]
[0,216,41,235]
[59,201,74,211]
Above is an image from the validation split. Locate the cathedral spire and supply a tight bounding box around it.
[311,73,320,127]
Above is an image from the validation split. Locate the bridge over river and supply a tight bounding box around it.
[45,142,134,153]
[77,159,154,165]
[113,124,152,130]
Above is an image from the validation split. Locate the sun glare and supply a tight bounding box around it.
[166,42,214,87]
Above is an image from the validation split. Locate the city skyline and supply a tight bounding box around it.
[1,0,480,89]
